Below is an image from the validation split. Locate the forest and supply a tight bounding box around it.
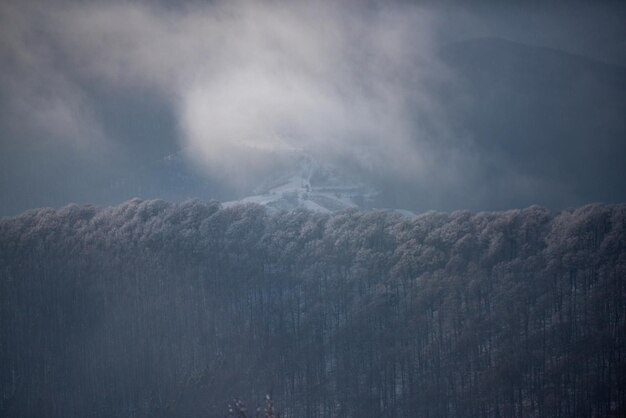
[1,200,625,417]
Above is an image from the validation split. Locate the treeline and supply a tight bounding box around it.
[0,200,625,417]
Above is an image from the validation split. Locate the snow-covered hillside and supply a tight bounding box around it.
[225,154,379,213]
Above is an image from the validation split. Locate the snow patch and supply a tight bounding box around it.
[225,153,379,213]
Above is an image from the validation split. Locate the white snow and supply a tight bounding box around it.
[225,153,379,213]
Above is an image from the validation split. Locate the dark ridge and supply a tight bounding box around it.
[1,200,625,417]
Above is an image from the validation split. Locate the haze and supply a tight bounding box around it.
[1,0,625,215]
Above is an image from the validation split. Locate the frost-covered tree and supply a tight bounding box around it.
[0,201,624,417]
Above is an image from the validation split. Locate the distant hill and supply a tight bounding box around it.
[80,38,626,214]
[431,37,626,209]
[225,153,380,213]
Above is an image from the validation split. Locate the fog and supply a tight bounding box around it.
[1,0,625,214]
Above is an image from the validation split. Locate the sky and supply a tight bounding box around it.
[1,0,625,215]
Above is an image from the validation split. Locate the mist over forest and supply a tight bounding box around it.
[2,0,626,214]
[2,1,626,417]
[1,200,624,417]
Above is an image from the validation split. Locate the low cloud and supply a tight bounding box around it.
[49,0,446,184]
[0,2,109,152]
[2,0,625,213]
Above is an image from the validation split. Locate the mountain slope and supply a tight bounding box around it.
[431,37,626,209]
[226,154,379,213]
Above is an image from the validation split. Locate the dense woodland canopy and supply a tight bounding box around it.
[1,200,625,417]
